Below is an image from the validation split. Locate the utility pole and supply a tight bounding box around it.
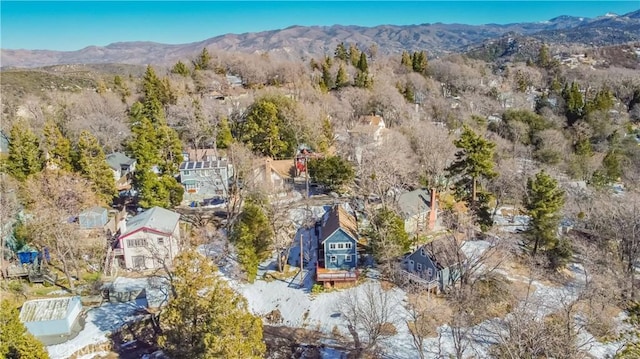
[305,156,310,199]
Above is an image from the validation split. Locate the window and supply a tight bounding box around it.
[330,255,337,263]
[345,242,352,249]
[337,243,344,249]
[329,243,336,249]
[157,237,165,245]
[420,248,426,257]
[417,263,423,271]
[183,170,190,176]
[132,256,146,269]
[427,268,433,277]
[127,238,147,248]
[345,255,352,262]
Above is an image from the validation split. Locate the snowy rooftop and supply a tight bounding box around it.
[20,296,81,323]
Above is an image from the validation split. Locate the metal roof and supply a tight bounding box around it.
[19,297,81,323]
[120,206,180,238]
[179,160,228,171]
[106,152,136,171]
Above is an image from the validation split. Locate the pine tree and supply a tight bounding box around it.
[446,125,497,228]
[0,299,49,359]
[563,82,584,126]
[400,51,413,70]
[43,120,73,171]
[317,116,335,153]
[368,207,411,263]
[321,62,334,90]
[126,66,184,208]
[216,118,234,149]
[537,44,551,69]
[76,130,117,202]
[524,170,565,258]
[171,60,190,77]
[158,250,265,358]
[357,52,369,73]
[192,47,212,71]
[412,51,428,74]
[238,96,298,159]
[308,155,355,192]
[5,120,43,181]
[230,200,273,282]
[354,71,373,89]
[349,44,361,67]
[335,64,349,88]
[334,42,348,61]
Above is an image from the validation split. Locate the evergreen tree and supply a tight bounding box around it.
[126,66,184,208]
[216,118,234,149]
[76,130,117,202]
[4,120,43,181]
[192,47,212,71]
[230,199,273,282]
[308,155,355,192]
[537,44,551,69]
[446,125,497,228]
[368,207,411,263]
[357,52,369,73]
[334,42,348,62]
[43,120,73,171]
[0,300,49,359]
[349,44,361,67]
[171,60,191,77]
[354,71,373,89]
[237,96,298,159]
[158,250,265,358]
[412,51,428,74]
[317,116,335,154]
[321,62,334,90]
[524,170,565,259]
[400,50,413,70]
[563,82,584,126]
[335,64,349,88]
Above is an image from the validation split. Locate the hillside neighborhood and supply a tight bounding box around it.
[1,7,640,359]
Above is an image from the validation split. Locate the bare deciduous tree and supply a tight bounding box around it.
[339,282,400,358]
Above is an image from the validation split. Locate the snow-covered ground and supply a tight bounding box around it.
[47,301,147,359]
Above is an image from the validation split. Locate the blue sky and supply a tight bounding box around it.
[1,1,639,51]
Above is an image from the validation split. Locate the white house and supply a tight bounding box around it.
[114,207,181,270]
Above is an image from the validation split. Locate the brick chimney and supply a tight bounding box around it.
[428,188,437,230]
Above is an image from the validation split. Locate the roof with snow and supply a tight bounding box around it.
[19,296,81,323]
[120,206,180,238]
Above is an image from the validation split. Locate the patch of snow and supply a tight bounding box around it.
[47,302,146,359]
[75,351,110,359]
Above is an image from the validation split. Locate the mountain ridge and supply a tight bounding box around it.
[2,10,639,68]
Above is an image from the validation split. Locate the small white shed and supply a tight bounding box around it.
[19,296,82,338]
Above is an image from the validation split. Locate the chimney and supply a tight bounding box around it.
[428,188,437,230]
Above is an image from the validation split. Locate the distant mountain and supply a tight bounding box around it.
[1,9,639,68]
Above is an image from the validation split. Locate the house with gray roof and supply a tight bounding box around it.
[106,152,136,191]
[113,207,181,270]
[402,237,464,292]
[397,188,438,234]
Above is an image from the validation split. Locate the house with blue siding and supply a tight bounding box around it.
[316,205,360,287]
[402,236,465,292]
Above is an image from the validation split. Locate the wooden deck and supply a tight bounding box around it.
[316,265,358,282]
